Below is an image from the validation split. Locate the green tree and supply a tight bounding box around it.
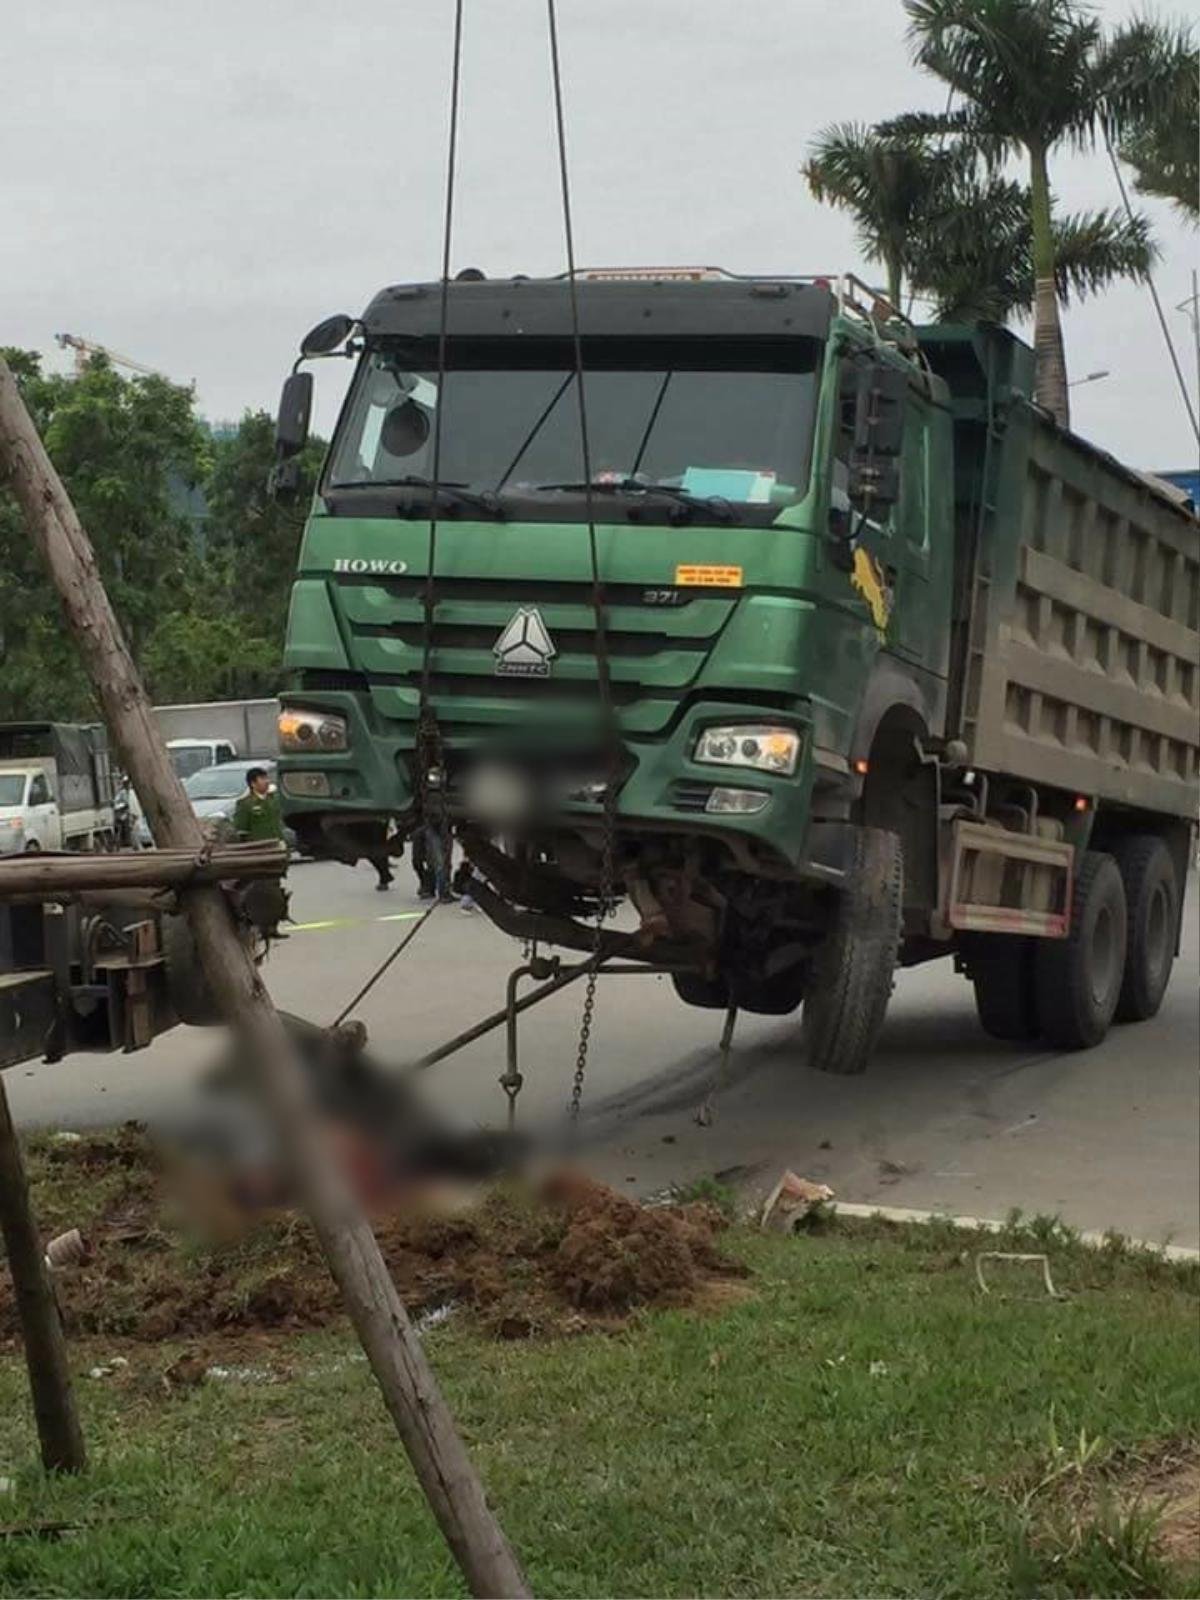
[801,128,1155,331]
[900,0,1193,427]
[909,177,1155,322]
[0,349,210,719]
[1118,22,1199,222]
[139,611,282,703]
[0,355,311,720]
[201,411,326,650]
[801,123,963,308]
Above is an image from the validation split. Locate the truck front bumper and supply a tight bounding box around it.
[278,691,839,877]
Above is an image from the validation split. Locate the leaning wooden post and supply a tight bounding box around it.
[0,1072,87,1473]
[0,356,530,1599]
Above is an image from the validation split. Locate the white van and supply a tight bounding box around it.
[0,765,101,853]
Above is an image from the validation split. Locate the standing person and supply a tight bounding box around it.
[233,767,288,937]
[368,822,399,892]
[411,821,451,901]
[233,767,284,843]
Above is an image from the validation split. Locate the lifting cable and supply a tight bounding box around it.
[330,902,438,1030]
[417,0,467,837]
[546,0,620,1126]
[329,2,464,1029]
[1104,133,1200,449]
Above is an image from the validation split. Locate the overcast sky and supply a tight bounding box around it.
[4,0,1196,469]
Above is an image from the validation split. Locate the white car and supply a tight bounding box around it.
[134,759,296,851]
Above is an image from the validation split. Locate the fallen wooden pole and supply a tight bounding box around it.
[0,356,530,1598]
[0,1070,86,1473]
[0,842,288,899]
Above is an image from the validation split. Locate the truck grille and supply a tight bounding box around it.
[333,575,737,732]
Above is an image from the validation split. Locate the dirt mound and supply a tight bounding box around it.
[1093,1441,1200,1571]
[1,1127,747,1343]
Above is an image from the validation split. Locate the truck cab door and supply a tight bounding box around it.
[836,358,933,670]
[26,772,59,849]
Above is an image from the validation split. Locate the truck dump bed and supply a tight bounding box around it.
[922,325,1200,820]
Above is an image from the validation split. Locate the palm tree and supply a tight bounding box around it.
[1118,22,1199,223]
[900,0,1192,428]
[910,182,1156,324]
[803,125,1156,335]
[801,123,962,308]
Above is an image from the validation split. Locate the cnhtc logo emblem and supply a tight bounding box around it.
[493,608,556,678]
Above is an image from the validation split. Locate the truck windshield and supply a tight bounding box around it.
[0,776,26,806]
[327,337,821,516]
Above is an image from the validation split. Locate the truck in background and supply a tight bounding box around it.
[270,270,1199,1071]
[165,736,240,781]
[0,722,116,853]
[153,699,280,777]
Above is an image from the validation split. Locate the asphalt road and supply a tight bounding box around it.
[7,859,1198,1247]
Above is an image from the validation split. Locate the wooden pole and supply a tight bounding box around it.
[0,356,531,1599]
[0,1070,86,1473]
[0,841,288,898]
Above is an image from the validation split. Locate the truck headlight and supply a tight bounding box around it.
[278,707,348,753]
[694,724,800,776]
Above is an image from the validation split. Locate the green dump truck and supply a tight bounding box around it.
[271,270,1199,1072]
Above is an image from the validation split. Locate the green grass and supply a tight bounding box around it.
[0,1217,1196,1598]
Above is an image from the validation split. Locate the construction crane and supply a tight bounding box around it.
[54,333,163,379]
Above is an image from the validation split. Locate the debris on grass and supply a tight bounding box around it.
[44,1228,87,1270]
[760,1170,834,1232]
[0,1126,747,1346]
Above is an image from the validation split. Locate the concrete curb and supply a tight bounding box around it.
[828,1200,1200,1262]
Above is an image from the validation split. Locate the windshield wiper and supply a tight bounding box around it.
[368,475,507,520]
[528,479,733,523]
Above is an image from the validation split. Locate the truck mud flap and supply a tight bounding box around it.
[944,819,1072,938]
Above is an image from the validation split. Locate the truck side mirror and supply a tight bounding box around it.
[301,313,354,357]
[848,360,908,512]
[270,371,314,502]
[274,371,313,460]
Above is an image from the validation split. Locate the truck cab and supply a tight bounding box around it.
[166,738,238,779]
[0,723,116,855]
[0,767,59,853]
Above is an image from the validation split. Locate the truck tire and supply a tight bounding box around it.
[961,934,1040,1042]
[802,827,902,1075]
[1034,851,1126,1050]
[1112,835,1178,1022]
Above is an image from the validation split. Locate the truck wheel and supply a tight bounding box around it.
[960,934,1040,1042]
[1034,851,1126,1050]
[162,914,221,1027]
[802,828,902,1075]
[1112,836,1178,1022]
[671,971,730,1010]
[23,839,41,853]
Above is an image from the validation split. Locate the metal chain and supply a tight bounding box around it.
[568,772,617,1125]
[545,0,621,1131]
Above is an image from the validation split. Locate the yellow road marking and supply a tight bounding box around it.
[291,910,426,933]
